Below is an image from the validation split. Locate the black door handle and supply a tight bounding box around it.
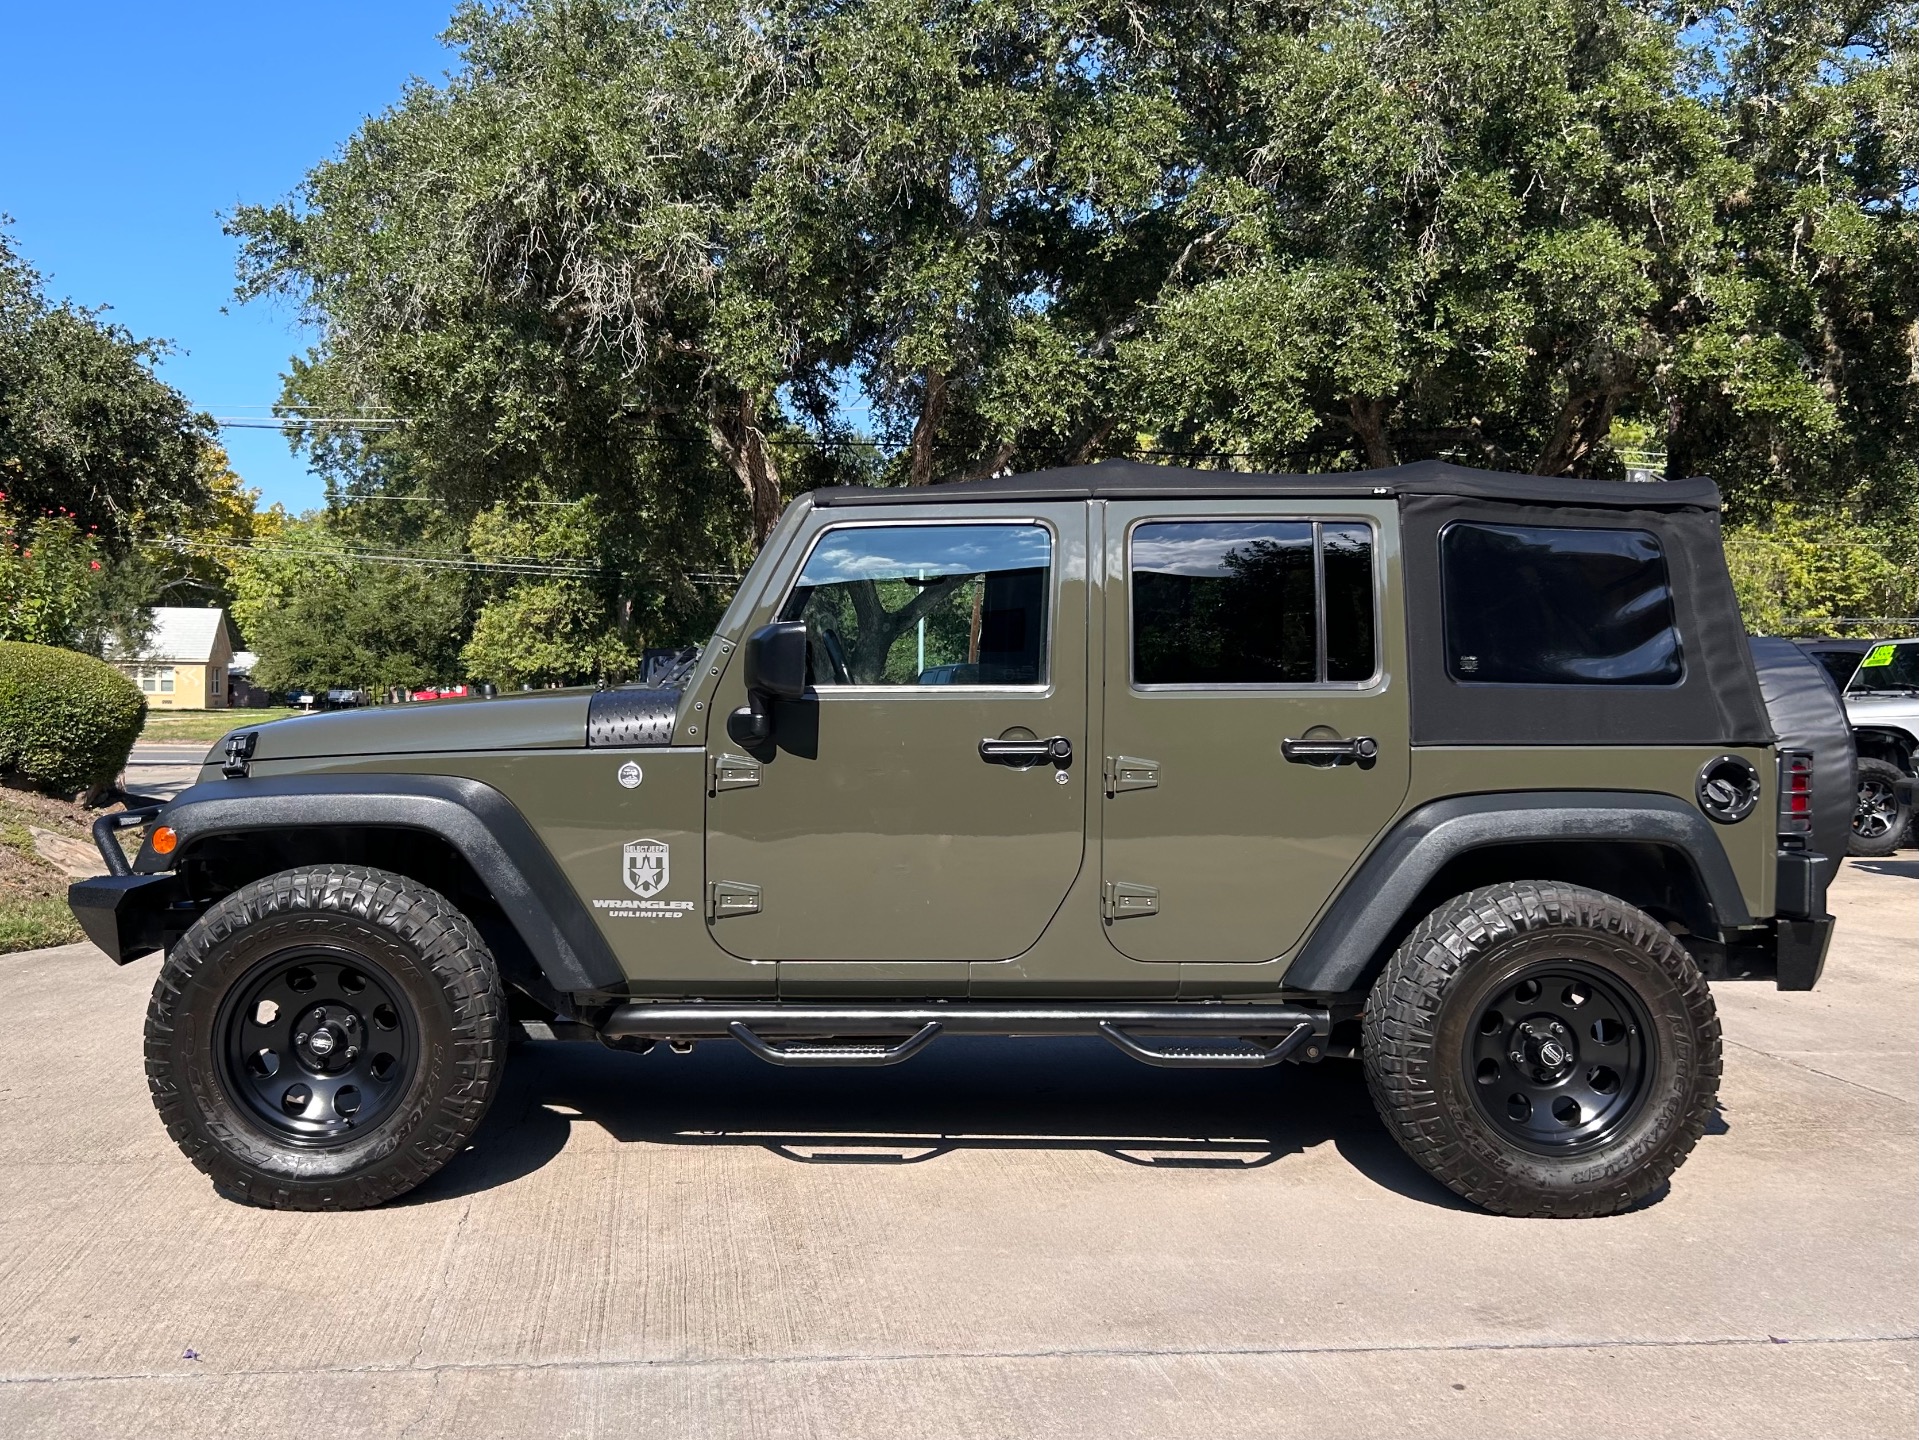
[980,736,1073,765]
[1281,735,1378,765]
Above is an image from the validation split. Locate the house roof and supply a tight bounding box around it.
[809,458,1722,511]
[116,608,230,664]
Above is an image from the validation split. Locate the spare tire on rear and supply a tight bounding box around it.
[1747,637,1856,883]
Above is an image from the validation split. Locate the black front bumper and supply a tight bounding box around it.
[66,872,188,964]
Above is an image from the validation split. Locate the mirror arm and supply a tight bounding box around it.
[727,689,774,746]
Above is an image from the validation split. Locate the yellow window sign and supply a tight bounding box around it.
[1861,643,1897,667]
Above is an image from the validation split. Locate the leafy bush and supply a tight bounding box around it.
[0,500,152,657]
[1726,508,1919,638]
[0,641,146,796]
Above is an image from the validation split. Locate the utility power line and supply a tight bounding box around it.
[213,417,408,430]
[144,534,741,588]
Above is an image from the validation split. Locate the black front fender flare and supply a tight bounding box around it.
[138,774,625,992]
[1282,790,1755,994]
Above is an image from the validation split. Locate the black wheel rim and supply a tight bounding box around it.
[1854,777,1898,839]
[1464,960,1653,1155]
[217,948,418,1146]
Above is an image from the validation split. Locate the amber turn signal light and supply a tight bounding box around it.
[151,825,178,855]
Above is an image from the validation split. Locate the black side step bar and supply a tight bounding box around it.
[726,1019,943,1068]
[1098,1020,1313,1069]
[599,1003,1330,1070]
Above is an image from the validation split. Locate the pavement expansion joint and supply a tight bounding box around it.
[4,1331,1917,1388]
[1722,1037,1916,1106]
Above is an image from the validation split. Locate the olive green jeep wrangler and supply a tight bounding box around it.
[71,461,1851,1217]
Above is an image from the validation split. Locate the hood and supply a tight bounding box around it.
[1845,691,1919,728]
[211,690,596,764]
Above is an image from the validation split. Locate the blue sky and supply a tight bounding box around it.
[0,1,456,514]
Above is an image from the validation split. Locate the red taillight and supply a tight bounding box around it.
[1778,750,1814,837]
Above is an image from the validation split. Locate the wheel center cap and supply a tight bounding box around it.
[293,1006,360,1072]
[1511,1018,1577,1081]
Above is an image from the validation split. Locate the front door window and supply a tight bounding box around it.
[780,524,1051,687]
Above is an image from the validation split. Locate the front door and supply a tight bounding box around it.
[1100,500,1411,962]
[706,508,1088,961]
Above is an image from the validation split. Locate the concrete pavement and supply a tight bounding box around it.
[120,743,211,802]
[1,860,1913,1437]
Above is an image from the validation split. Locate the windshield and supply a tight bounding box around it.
[1848,641,1919,694]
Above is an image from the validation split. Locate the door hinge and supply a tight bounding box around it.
[708,881,763,919]
[1103,881,1159,920]
[709,752,762,795]
[1103,755,1160,796]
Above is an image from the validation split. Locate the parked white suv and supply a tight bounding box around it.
[1842,639,1918,856]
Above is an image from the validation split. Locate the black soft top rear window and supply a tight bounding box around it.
[1440,522,1683,686]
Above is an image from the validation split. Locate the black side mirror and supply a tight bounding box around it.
[728,621,808,745]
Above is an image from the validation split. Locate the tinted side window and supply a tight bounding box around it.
[1323,523,1375,682]
[780,524,1051,686]
[1131,521,1376,685]
[1441,523,1682,685]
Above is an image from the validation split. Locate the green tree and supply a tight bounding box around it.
[1725,507,1919,636]
[230,0,1917,577]
[460,498,647,687]
[225,515,473,694]
[1122,0,1916,522]
[0,222,218,548]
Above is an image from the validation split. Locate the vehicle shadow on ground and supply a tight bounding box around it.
[1849,856,1917,880]
[407,1035,1486,1212]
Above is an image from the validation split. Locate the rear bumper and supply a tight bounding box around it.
[66,873,188,964]
[1772,914,1835,992]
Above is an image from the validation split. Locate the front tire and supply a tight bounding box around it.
[146,866,507,1210]
[1849,757,1913,858]
[1363,882,1720,1218]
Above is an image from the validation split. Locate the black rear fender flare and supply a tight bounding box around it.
[139,775,625,993]
[1282,791,1755,995]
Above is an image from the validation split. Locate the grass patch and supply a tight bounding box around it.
[0,787,142,955]
[0,896,81,951]
[138,707,304,743]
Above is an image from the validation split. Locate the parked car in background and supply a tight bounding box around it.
[1841,639,1919,856]
[1794,637,1876,693]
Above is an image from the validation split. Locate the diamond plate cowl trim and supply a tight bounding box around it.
[587,688,682,747]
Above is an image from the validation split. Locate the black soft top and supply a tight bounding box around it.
[814,455,1771,749]
[811,458,1723,511]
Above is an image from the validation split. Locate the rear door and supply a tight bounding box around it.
[1099,499,1410,962]
[705,507,1088,961]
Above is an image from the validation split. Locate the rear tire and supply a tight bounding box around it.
[1849,757,1912,858]
[146,865,506,1210]
[1363,882,1720,1218]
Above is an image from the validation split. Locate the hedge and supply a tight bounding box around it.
[0,641,147,796]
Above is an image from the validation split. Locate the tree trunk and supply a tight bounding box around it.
[707,391,784,546]
[1071,416,1119,465]
[1347,397,1395,469]
[1534,385,1625,477]
[907,368,948,486]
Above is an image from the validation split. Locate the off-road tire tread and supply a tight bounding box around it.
[146,865,505,1210]
[1848,757,1913,858]
[1363,881,1721,1218]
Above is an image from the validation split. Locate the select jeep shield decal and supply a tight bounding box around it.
[594,839,693,920]
[623,838,669,897]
